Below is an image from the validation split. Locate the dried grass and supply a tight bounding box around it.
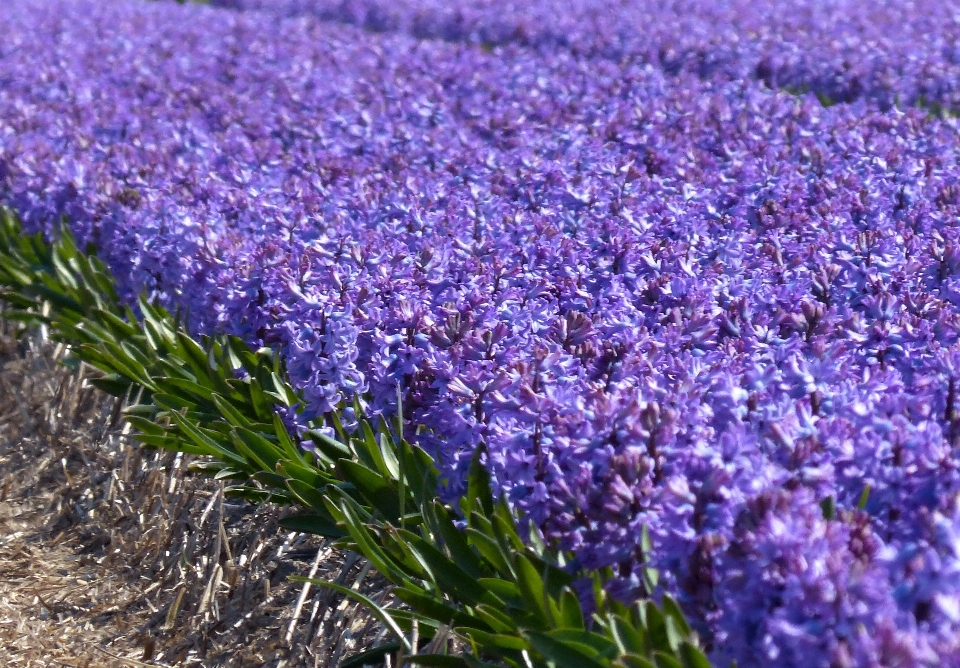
[0,322,391,667]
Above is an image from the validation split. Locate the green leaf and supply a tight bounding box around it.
[122,415,168,438]
[270,370,300,406]
[392,588,477,628]
[355,419,385,471]
[424,501,485,580]
[335,498,408,584]
[121,401,157,424]
[653,652,684,668]
[610,611,648,655]
[665,617,685,654]
[558,587,585,630]
[678,642,712,668]
[547,629,618,659]
[90,307,138,338]
[476,578,523,608]
[522,552,573,597]
[133,433,206,455]
[307,429,352,461]
[525,630,608,668]
[461,656,505,668]
[291,576,410,651]
[460,629,528,652]
[661,596,692,637]
[175,330,214,382]
[273,413,305,463]
[155,376,215,402]
[211,393,255,430]
[397,529,499,607]
[286,478,335,513]
[168,411,245,466]
[98,339,154,388]
[380,608,442,634]
[338,460,401,523]
[616,655,657,668]
[470,604,517,633]
[153,391,199,412]
[512,553,551,626]
[462,444,494,518]
[276,459,332,490]
[640,526,659,594]
[327,409,349,443]
[490,498,525,554]
[90,373,132,397]
[247,375,275,421]
[643,603,673,653]
[398,439,439,506]
[230,426,283,472]
[223,485,284,503]
[339,642,403,668]
[252,470,289,489]
[214,467,248,480]
[820,495,836,521]
[376,428,401,479]
[464,525,513,578]
[188,460,242,477]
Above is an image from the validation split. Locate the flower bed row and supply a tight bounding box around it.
[4,0,960,665]
[0,210,708,668]
[212,0,960,110]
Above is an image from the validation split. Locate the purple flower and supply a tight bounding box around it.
[7,0,960,663]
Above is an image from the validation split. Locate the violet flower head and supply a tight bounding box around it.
[6,0,960,663]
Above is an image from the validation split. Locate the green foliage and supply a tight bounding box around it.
[0,208,713,668]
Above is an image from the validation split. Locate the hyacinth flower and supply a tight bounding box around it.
[212,0,960,110]
[6,0,960,664]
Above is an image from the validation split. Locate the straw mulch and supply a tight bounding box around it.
[0,323,390,667]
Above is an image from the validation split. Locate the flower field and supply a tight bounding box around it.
[215,0,960,109]
[3,0,960,665]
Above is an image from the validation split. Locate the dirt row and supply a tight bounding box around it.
[0,323,389,667]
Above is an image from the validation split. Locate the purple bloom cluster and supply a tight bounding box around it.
[6,0,960,665]
[211,0,960,109]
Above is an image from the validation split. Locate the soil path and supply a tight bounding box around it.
[0,326,387,667]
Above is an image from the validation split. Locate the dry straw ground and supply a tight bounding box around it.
[0,321,390,667]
